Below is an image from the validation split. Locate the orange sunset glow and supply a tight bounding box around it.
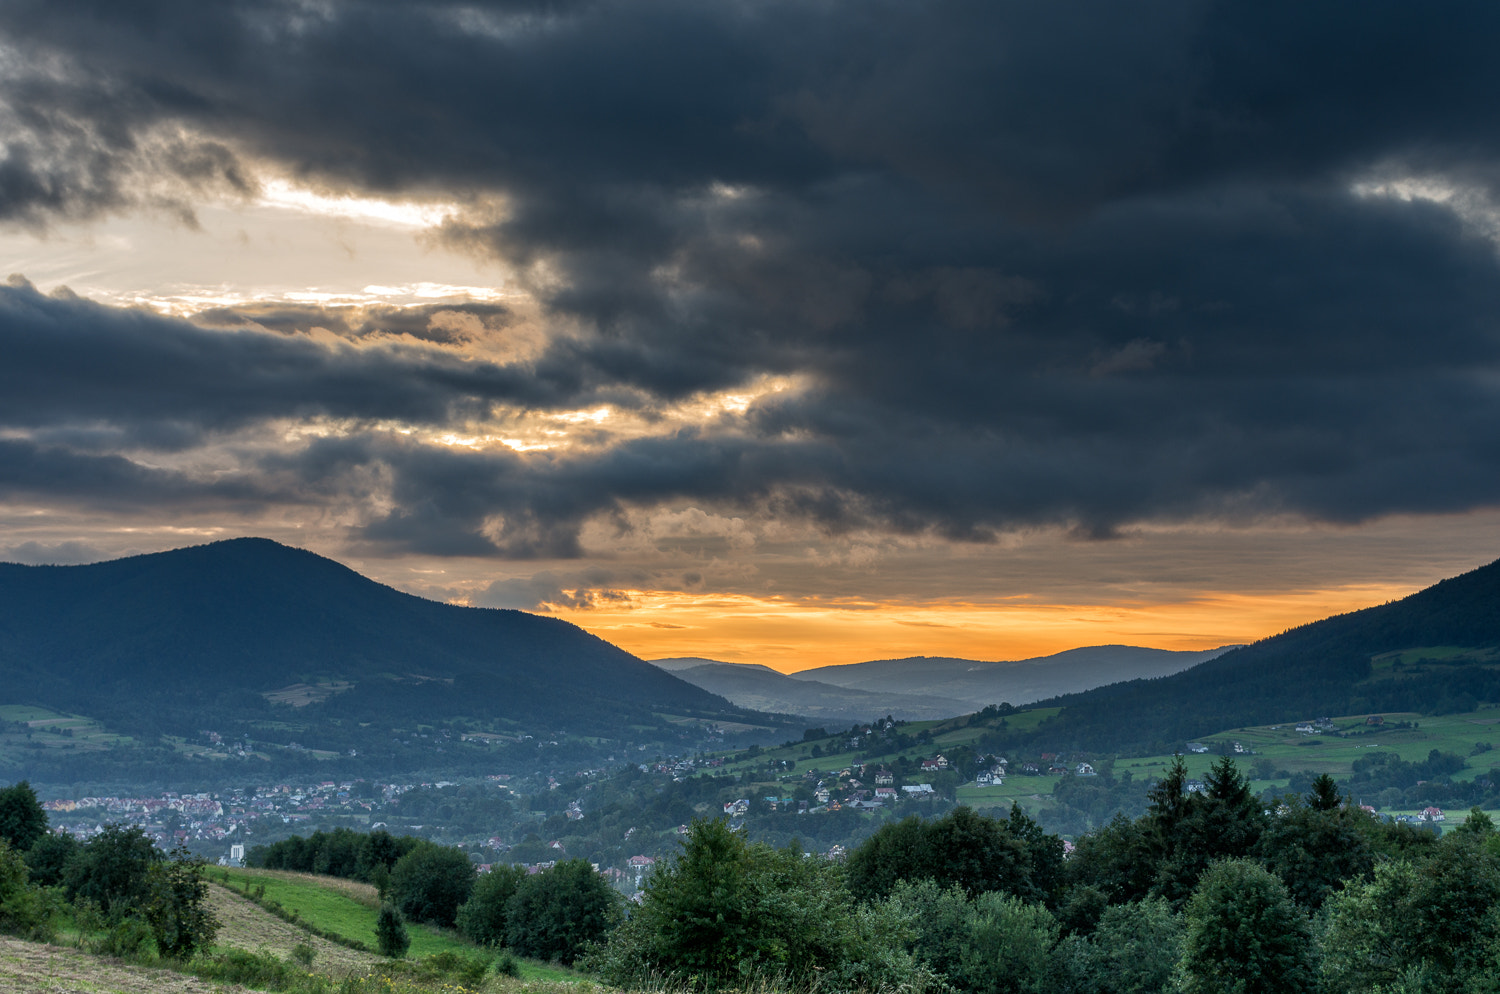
[541,581,1427,672]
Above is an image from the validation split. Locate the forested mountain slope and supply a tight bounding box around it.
[0,538,742,741]
[1024,557,1500,754]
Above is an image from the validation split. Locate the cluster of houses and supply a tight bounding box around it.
[640,755,726,782]
[39,780,395,848]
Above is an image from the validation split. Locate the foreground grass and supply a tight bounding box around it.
[0,931,607,994]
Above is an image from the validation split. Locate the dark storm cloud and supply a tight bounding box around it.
[193,300,514,344]
[0,436,274,508]
[3,1,1500,554]
[0,278,575,441]
[477,566,630,611]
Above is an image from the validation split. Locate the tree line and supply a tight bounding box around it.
[6,760,1500,992]
[588,757,1500,993]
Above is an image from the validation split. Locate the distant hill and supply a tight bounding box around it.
[791,645,1237,711]
[648,659,973,723]
[1018,556,1500,754]
[651,657,783,675]
[0,539,773,773]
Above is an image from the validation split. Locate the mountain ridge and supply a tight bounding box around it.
[1015,555,1500,753]
[0,538,775,773]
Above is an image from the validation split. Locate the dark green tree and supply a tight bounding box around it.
[1057,897,1182,994]
[503,859,621,965]
[1307,773,1342,811]
[388,842,475,927]
[1064,812,1157,907]
[588,817,916,990]
[1321,834,1500,992]
[1179,859,1315,994]
[375,902,410,958]
[0,782,47,852]
[889,879,974,983]
[358,829,419,880]
[1254,797,1375,909]
[950,890,1059,994]
[143,844,220,959]
[455,863,528,947]
[64,824,161,915]
[846,806,1042,903]
[1153,758,1266,907]
[23,830,79,888]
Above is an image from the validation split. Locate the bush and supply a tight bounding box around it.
[412,950,491,986]
[0,837,58,941]
[143,844,220,960]
[95,915,153,959]
[376,902,410,958]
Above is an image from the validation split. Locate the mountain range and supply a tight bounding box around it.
[6,536,1499,781]
[649,659,974,723]
[651,645,1234,725]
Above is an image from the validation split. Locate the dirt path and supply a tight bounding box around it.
[209,882,383,976]
[0,935,255,994]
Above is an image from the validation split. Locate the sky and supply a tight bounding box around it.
[2,1,1500,672]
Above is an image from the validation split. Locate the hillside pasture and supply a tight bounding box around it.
[210,882,381,975]
[214,868,585,981]
[0,703,132,756]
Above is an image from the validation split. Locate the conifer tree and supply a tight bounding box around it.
[376,902,409,958]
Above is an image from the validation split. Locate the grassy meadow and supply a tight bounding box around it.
[215,868,584,982]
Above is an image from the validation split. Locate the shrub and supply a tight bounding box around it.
[0,837,58,941]
[95,915,153,959]
[143,844,220,960]
[376,902,410,958]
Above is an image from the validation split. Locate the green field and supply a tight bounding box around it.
[218,868,584,980]
[952,707,1500,814]
[0,704,134,763]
